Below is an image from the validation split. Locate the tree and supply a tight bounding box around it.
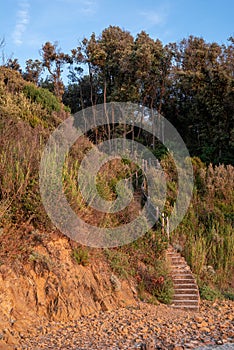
[41,42,71,101]
[24,59,43,85]
[85,26,135,103]
[4,58,21,72]
[132,31,171,145]
[0,37,4,49]
[37,29,233,164]
[164,36,234,164]
[0,37,5,64]
[63,75,98,113]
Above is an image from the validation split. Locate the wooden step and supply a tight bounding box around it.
[171,300,199,306]
[173,288,199,295]
[171,305,199,311]
[170,263,188,268]
[173,278,196,284]
[172,271,194,276]
[166,245,200,311]
[170,257,186,261]
[174,283,198,289]
[173,294,198,300]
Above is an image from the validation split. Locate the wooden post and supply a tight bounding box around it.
[135,171,138,187]
[166,216,170,241]
[156,206,159,221]
[145,159,148,172]
[161,212,165,235]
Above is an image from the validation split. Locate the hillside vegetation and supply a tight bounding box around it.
[0,66,233,306]
[0,67,172,308]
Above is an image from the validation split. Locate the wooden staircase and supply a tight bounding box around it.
[166,245,200,311]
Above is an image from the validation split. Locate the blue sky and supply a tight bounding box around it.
[0,0,234,70]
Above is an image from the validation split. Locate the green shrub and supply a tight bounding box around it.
[137,260,174,305]
[72,247,89,266]
[23,83,61,113]
[152,276,174,304]
[29,251,53,271]
[199,284,223,301]
[223,291,234,301]
[104,249,135,278]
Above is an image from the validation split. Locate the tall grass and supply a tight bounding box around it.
[173,161,234,290]
[0,67,66,227]
[0,120,46,225]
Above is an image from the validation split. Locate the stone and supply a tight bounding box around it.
[110,274,122,292]
[200,327,211,333]
[197,321,208,328]
[194,316,204,323]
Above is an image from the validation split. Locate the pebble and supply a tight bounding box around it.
[18,300,234,349]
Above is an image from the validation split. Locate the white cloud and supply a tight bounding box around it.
[55,0,97,16]
[80,0,97,15]
[12,1,30,46]
[140,4,170,27]
[140,11,165,26]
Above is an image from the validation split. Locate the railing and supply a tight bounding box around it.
[141,180,170,241]
[128,157,170,240]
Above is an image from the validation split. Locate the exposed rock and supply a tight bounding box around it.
[0,236,233,349]
[0,236,136,348]
[110,274,122,292]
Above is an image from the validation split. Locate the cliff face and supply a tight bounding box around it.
[0,233,137,347]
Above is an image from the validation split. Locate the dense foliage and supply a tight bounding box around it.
[2,27,233,164]
[62,28,234,165]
